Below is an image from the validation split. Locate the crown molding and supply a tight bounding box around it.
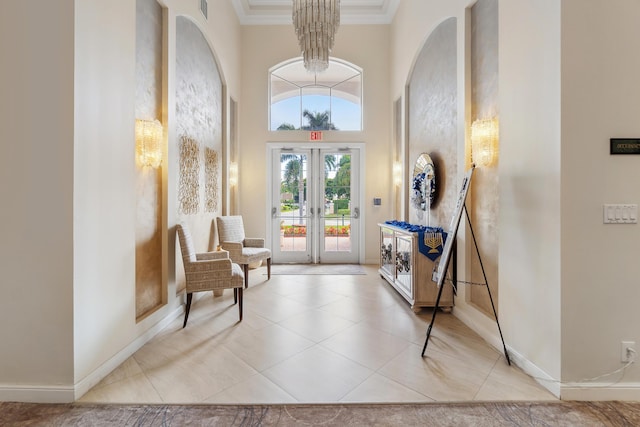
[231,0,400,25]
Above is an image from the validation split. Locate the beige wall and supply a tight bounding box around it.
[73,0,141,387]
[499,0,562,391]
[560,0,640,398]
[0,0,242,402]
[239,24,391,264]
[0,0,75,400]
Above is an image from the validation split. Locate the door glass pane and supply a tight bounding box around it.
[279,153,308,252]
[323,153,351,252]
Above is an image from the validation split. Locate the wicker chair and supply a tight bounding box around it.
[215,216,271,289]
[176,223,245,327]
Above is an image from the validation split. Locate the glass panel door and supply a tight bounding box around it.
[270,145,361,264]
[318,148,360,263]
[272,149,313,263]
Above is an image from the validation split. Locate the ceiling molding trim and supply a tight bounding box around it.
[231,0,400,25]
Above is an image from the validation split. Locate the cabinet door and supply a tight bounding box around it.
[380,227,394,277]
[395,235,413,299]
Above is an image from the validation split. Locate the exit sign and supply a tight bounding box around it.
[310,131,323,141]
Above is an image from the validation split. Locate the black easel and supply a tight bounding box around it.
[420,170,511,365]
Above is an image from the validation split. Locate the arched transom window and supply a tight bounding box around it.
[269,58,362,131]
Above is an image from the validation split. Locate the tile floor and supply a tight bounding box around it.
[79,265,557,404]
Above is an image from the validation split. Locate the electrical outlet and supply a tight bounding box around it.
[621,341,636,363]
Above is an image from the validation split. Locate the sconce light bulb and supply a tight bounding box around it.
[393,161,402,186]
[471,118,499,167]
[229,162,238,187]
[135,119,163,168]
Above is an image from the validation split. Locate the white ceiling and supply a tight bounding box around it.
[231,0,401,25]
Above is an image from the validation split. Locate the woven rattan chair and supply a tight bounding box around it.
[176,223,245,327]
[216,216,271,289]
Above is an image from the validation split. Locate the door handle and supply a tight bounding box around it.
[352,207,360,219]
[272,207,278,218]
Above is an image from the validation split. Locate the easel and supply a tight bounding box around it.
[420,165,511,365]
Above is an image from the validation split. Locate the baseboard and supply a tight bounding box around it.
[506,345,561,398]
[561,383,640,400]
[73,303,184,401]
[0,384,75,403]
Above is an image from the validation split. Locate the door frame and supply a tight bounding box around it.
[265,141,366,264]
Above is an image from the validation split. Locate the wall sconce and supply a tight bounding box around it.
[470,118,499,167]
[229,161,238,187]
[135,119,163,168]
[392,161,402,186]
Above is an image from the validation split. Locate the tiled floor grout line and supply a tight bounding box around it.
[79,265,556,404]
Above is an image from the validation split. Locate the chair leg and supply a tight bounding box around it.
[183,293,193,328]
[267,257,271,280]
[238,287,243,321]
[234,288,238,304]
[244,264,249,288]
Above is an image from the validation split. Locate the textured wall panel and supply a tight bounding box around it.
[469,0,499,316]
[408,18,457,228]
[135,0,163,319]
[176,17,222,149]
[175,17,224,293]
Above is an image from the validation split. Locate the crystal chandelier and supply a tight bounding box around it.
[292,0,340,73]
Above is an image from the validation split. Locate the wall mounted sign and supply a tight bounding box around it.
[310,131,323,141]
[610,138,640,154]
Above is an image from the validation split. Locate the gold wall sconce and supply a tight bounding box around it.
[229,161,238,187]
[392,161,402,187]
[470,118,499,167]
[135,119,163,168]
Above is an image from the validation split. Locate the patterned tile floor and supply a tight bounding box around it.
[79,265,556,404]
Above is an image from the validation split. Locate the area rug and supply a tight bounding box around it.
[269,264,366,275]
[3,401,640,426]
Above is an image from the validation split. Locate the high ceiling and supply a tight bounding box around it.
[231,0,400,25]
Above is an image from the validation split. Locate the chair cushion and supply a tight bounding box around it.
[237,247,271,264]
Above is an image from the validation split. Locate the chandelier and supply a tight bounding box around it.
[292,0,340,73]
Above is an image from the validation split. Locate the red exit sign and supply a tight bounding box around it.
[310,131,323,141]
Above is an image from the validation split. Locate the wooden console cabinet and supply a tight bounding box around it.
[379,223,454,312]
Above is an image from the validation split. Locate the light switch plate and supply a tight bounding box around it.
[604,204,638,224]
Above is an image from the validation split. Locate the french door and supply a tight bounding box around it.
[270,145,361,264]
